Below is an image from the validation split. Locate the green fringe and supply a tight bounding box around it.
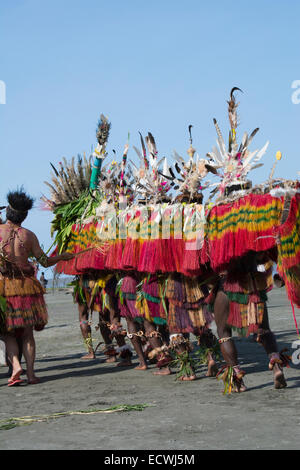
[170,350,196,380]
[207,303,214,313]
[0,404,152,431]
[231,326,248,337]
[51,190,104,253]
[225,290,267,305]
[195,342,221,365]
[68,277,86,305]
[259,290,268,302]
[225,291,249,305]
[84,333,93,351]
[152,317,167,326]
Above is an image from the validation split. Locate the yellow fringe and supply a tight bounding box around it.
[135,298,152,323]
[0,276,45,297]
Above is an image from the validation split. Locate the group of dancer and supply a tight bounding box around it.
[1,88,299,392]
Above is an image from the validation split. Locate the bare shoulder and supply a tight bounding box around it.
[19,227,38,243]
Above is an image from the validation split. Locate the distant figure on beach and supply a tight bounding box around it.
[40,272,48,289]
[0,188,74,386]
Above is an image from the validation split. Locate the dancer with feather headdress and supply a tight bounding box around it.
[44,115,132,364]
[156,126,220,380]
[93,139,136,366]
[43,123,106,360]
[205,88,289,392]
[116,132,173,373]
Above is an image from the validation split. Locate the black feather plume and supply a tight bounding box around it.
[7,187,34,211]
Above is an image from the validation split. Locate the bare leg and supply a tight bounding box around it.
[214,290,246,392]
[144,320,171,376]
[4,332,23,384]
[109,306,132,367]
[158,324,170,346]
[257,304,287,389]
[144,319,162,350]
[99,321,112,346]
[95,310,117,363]
[205,350,218,377]
[126,318,148,370]
[198,328,219,377]
[7,335,23,377]
[78,303,95,360]
[22,327,39,384]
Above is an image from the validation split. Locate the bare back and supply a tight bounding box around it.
[0,222,43,271]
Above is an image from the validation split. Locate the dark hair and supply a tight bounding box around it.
[6,188,34,225]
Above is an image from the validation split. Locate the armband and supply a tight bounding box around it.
[37,252,49,267]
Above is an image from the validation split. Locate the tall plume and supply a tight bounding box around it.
[227,87,243,132]
[96,114,111,147]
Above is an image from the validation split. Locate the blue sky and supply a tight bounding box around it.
[0,0,299,253]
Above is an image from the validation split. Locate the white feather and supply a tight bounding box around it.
[133,145,143,161]
[241,149,258,169]
[212,145,224,164]
[253,141,269,163]
[172,150,185,164]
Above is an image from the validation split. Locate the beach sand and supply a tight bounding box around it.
[0,287,299,450]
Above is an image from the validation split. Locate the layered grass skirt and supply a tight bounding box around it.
[118,274,141,321]
[136,275,167,326]
[0,275,48,333]
[224,266,273,336]
[166,273,213,335]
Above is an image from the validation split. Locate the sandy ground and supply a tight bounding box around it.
[0,287,300,451]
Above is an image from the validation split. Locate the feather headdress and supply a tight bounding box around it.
[97,143,134,207]
[96,114,111,149]
[130,132,171,203]
[89,114,111,190]
[207,88,269,196]
[159,126,217,202]
[43,153,93,206]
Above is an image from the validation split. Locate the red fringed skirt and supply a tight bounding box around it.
[118,274,141,320]
[0,275,48,333]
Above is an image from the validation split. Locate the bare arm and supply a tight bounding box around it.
[30,233,74,267]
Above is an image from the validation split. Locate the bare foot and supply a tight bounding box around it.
[27,376,41,385]
[178,374,196,381]
[116,359,132,367]
[234,380,247,393]
[206,359,218,377]
[81,353,96,360]
[273,364,287,389]
[153,367,171,376]
[135,364,148,371]
[105,355,117,363]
